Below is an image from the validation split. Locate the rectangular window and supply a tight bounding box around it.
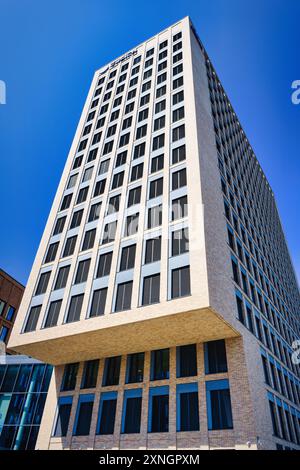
[151,154,164,173]
[142,274,160,305]
[102,356,121,386]
[133,142,145,159]
[45,242,59,263]
[70,209,83,229]
[102,221,117,244]
[125,213,139,237]
[63,236,77,257]
[172,266,190,298]
[96,252,113,277]
[23,305,42,332]
[82,167,93,182]
[53,216,66,235]
[128,187,141,207]
[44,300,62,328]
[122,389,142,434]
[149,177,163,199]
[147,204,162,229]
[152,134,165,151]
[5,306,15,322]
[177,344,197,378]
[172,228,189,256]
[89,288,107,317]
[88,202,101,222]
[99,159,110,175]
[82,229,96,250]
[154,116,165,131]
[148,386,169,433]
[74,259,91,284]
[172,124,185,142]
[97,392,117,435]
[172,195,188,220]
[60,194,72,211]
[120,245,136,271]
[145,237,161,263]
[54,265,70,290]
[61,363,79,391]
[176,383,199,432]
[131,163,144,182]
[204,340,228,374]
[206,380,233,430]
[173,90,184,105]
[66,294,84,323]
[172,145,186,164]
[76,187,89,204]
[81,360,99,389]
[115,281,133,312]
[173,106,185,123]
[35,271,51,296]
[107,194,120,214]
[53,396,72,437]
[112,171,124,189]
[151,349,169,380]
[136,124,147,140]
[126,352,144,384]
[172,168,187,190]
[73,394,94,436]
[88,148,98,162]
[103,140,114,155]
[116,150,127,167]
[93,179,106,197]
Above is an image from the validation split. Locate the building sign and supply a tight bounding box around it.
[99,49,138,76]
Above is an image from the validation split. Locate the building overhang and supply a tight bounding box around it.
[9,306,239,365]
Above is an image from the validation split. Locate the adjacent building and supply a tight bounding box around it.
[0,269,24,352]
[8,17,300,450]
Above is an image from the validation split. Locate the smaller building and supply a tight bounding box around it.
[0,354,53,450]
[0,269,24,352]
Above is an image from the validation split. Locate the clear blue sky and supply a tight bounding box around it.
[0,0,299,285]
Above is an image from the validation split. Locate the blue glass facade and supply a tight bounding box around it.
[0,356,52,450]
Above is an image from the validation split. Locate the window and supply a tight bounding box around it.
[173,52,182,63]
[45,242,59,263]
[93,179,106,197]
[145,236,161,263]
[172,145,186,164]
[204,340,228,374]
[82,229,96,250]
[173,106,185,122]
[173,76,183,90]
[176,383,199,432]
[63,236,77,257]
[87,148,98,162]
[119,133,130,147]
[172,195,188,220]
[172,124,185,142]
[120,245,136,271]
[131,163,144,182]
[173,63,183,76]
[112,171,124,189]
[60,194,72,211]
[61,363,79,391]
[140,94,150,106]
[103,140,114,155]
[138,108,149,122]
[115,281,133,312]
[125,102,134,114]
[159,39,168,50]
[151,349,169,380]
[173,90,184,105]
[88,202,101,222]
[122,117,132,130]
[70,209,83,229]
[173,32,182,41]
[89,288,107,317]
[136,125,147,140]
[156,85,166,98]
[154,116,165,131]
[67,174,78,189]
[44,300,62,328]
[96,252,112,277]
[74,259,91,284]
[97,117,105,129]
[110,110,120,122]
[82,167,93,182]
[0,299,5,316]
[73,394,94,436]
[157,72,167,84]
[99,159,110,174]
[133,142,145,159]
[102,356,121,386]
[172,168,186,190]
[147,204,162,229]
[172,228,189,256]
[149,178,163,199]
[0,326,9,342]
[122,389,142,434]
[5,306,15,322]
[97,392,117,435]
[53,216,66,235]
[35,272,51,296]
[23,305,42,332]
[142,81,151,92]
[54,265,70,290]
[206,380,233,430]
[102,221,117,244]
[172,266,190,298]
[151,154,164,173]
[148,387,169,433]
[177,344,197,378]
[116,150,127,167]
[269,398,280,437]
[76,187,89,204]
[125,213,139,236]
[66,294,84,323]
[142,274,160,305]
[152,134,165,151]
[155,100,166,114]
[73,155,83,170]
[126,352,144,384]
[128,186,141,207]
[81,360,99,389]
[236,293,245,324]
[53,396,72,437]
[107,194,120,214]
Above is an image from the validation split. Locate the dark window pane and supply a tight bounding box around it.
[205,340,228,374]
[177,344,197,378]
[123,397,142,434]
[151,349,169,380]
[150,394,169,433]
[61,363,79,391]
[81,360,99,389]
[102,356,121,386]
[126,353,144,384]
[97,398,117,435]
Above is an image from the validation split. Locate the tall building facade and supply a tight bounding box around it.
[0,269,24,352]
[8,17,300,450]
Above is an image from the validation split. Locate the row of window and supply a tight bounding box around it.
[60,341,228,391]
[268,392,300,446]
[54,378,233,438]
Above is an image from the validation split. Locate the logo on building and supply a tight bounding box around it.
[291,80,300,105]
[0,80,6,104]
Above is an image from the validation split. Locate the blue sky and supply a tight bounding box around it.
[0,0,299,285]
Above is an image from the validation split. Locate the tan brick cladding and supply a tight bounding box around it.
[35,337,264,450]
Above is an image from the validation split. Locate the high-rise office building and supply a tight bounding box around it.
[0,269,24,353]
[8,17,300,450]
